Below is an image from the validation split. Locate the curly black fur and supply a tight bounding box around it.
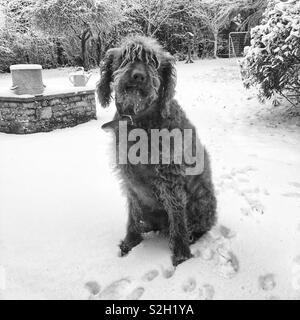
[97,36,217,266]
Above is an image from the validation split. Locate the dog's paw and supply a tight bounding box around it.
[119,233,143,257]
[172,252,193,267]
[119,241,131,257]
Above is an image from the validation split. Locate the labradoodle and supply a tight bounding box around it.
[96,36,217,266]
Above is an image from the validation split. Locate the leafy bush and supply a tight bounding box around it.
[241,0,300,105]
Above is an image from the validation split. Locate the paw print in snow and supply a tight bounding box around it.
[161,265,175,279]
[219,225,236,239]
[142,269,159,282]
[259,274,276,291]
[182,277,197,293]
[85,278,145,300]
[198,284,215,300]
[216,246,239,279]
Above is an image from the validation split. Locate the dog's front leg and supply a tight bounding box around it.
[119,196,143,257]
[153,181,192,266]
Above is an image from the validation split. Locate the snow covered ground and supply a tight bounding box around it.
[0,59,300,300]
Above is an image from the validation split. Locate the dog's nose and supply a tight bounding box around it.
[132,69,146,83]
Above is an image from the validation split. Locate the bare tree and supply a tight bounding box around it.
[124,0,194,37]
[191,0,244,58]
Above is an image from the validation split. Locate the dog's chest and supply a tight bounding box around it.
[119,163,160,208]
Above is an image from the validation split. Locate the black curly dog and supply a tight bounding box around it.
[97,36,217,266]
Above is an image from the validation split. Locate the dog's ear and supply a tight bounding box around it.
[96,48,118,108]
[160,54,177,104]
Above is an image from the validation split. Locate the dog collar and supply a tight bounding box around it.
[101,102,158,131]
[101,114,135,131]
[120,114,134,126]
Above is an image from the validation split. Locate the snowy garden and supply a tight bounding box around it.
[0,0,300,300]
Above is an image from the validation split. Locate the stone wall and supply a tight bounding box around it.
[0,90,96,134]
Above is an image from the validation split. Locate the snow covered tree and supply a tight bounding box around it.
[32,0,120,70]
[238,0,269,31]
[191,0,245,58]
[123,0,194,37]
[0,0,36,71]
[241,0,300,106]
[0,0,34,33]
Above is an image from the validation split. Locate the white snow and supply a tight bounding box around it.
[0,59,300,300]
[10,64,42,70]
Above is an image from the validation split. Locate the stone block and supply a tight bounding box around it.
[25,102,38,108]
[49,99,61,106]
[24,109,36,116]
[42,100,50,107]
[75,101,88,108]
[39,107,52,119]
[69,96,82,102]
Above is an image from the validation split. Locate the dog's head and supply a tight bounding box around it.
[96,36,176,115]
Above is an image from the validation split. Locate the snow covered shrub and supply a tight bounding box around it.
[241,0,300,105]
[0,41,15,72]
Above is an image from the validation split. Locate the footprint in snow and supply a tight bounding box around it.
[182,277,197,293]
[282,192,300,199]
[198,284,215,300]
[126,287,145,300]
[241,207,251,216]
[142,269,159,282]
[259,274,276,291]
[219,225,236,239]
[244,196,265,214]
[216,246,239,279]
[288,182,300,189]
[237,177,250,183]
[161,265,176,279]
[293,255,300,265]
[85,281,101,295]
[85,278,145,300]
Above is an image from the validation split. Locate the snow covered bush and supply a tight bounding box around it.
[241,0,300,105]
[0,40,15,72]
